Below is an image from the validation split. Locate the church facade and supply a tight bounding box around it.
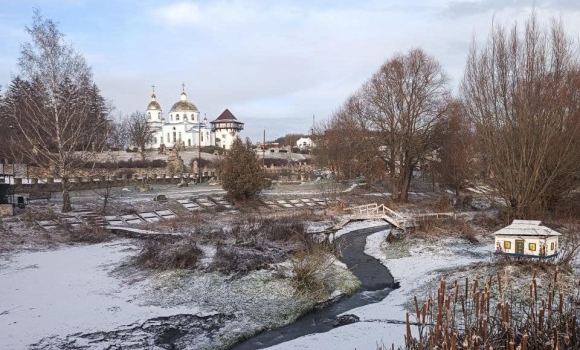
[146,86,244,150]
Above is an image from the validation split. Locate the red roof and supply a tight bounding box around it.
[211,109,240,123]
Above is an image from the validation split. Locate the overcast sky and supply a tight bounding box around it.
[1,0,579,142]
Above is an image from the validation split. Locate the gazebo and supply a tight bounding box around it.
[494,220,561,258]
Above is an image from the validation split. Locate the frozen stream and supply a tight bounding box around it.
[232,224,397,350]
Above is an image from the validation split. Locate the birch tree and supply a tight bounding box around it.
[10,11,108,212]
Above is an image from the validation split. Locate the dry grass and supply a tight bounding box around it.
[136,235,202,270]
[65,225,113,243]
[410,217,479,243]
[290,243,336,300]
[210,243,286,277]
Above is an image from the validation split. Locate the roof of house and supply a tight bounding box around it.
[494,220,562,237]
[211,109,242,124]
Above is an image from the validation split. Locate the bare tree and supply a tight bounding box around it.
[462,13,580,219]
[358,49,450,201]
[432,99,475,196]
[9,11,108,212]
[126,110,154,161]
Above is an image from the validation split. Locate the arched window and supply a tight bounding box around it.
[167,133,170,143]
[148,112,151,119]
[183,115,187,121]
[176,114,180,121]
[178,132,182,141]
[192,114,195,121]
[188,139,191,146]
[201,133,204,142]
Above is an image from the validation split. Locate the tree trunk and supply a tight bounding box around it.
[61,180,72,213]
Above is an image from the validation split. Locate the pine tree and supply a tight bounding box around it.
[221,137,264,200]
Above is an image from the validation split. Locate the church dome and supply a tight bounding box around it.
[170,91,198,112]
[147,93,161,110]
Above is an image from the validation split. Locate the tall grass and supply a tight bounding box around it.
[400,269,579,349]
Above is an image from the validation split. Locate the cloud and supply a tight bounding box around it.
[155,1,202,25]
[442,0,580,17]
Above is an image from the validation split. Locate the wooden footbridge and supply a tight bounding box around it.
[335,203,456,230]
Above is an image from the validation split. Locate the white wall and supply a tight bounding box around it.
[495,235,559,256]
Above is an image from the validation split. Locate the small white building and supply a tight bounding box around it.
[494,220,561,258]
[296,137,314,149]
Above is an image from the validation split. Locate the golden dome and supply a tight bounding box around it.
[147,100,161,110]
[147,92,161,110]
[170,91,198,112]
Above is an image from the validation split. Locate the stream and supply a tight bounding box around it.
[231,224,398,350]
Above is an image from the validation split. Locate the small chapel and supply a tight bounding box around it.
[146,85,244,150]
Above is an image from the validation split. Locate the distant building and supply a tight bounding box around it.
[494,220,561,258]
[146,86,244,150]
[296,137,314,149]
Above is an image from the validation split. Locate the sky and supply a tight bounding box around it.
[1,0,580,142]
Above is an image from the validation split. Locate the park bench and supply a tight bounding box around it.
[27,192,52,203]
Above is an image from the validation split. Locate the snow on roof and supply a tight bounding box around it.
[494,220,562,237]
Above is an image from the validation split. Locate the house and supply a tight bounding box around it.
[494,220,561,258]
[296,137,315,149]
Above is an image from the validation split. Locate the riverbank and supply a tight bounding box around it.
[266,230,494,349]
[0,234,360,349]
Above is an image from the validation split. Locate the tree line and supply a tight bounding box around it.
[313,13,580,220]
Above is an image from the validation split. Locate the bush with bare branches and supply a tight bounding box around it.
[137,236,202,270]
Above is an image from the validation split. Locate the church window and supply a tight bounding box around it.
[188,139,191,146]
[160,136,163,144]
[148,112,151,119]
[153,137,157,144]
[184,115,187,121]
[167,133,170,143]
[201,133,204,142]
[178,132,182,141]
[173,132,176,142]
[176,114,180,121]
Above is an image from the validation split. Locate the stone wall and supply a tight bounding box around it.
[13,171,219,194]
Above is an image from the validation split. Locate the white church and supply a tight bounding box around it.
[146,85,244,150]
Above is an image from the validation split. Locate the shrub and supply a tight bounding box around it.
[210,244,282,276]
[221,138,265,200]
[290,244,335,300]
[200,145,225,156]
[137,236,202,270]
[228,215,308,244]
[66,226,113,243]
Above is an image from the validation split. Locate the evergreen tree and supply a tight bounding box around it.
[221,137,264,200]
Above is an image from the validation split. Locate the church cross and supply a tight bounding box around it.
[151,84,155,93]
[182,83,185,92]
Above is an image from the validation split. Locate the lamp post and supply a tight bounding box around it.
[198,114,202,184]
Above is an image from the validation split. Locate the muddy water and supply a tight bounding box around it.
[231,224,397,350]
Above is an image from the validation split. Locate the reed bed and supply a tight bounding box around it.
[403,269,579,349]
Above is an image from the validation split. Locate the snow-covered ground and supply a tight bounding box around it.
[0,240,197,349]
[266,228,494,349]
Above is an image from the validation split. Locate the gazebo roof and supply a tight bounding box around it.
[494,220,562,237]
